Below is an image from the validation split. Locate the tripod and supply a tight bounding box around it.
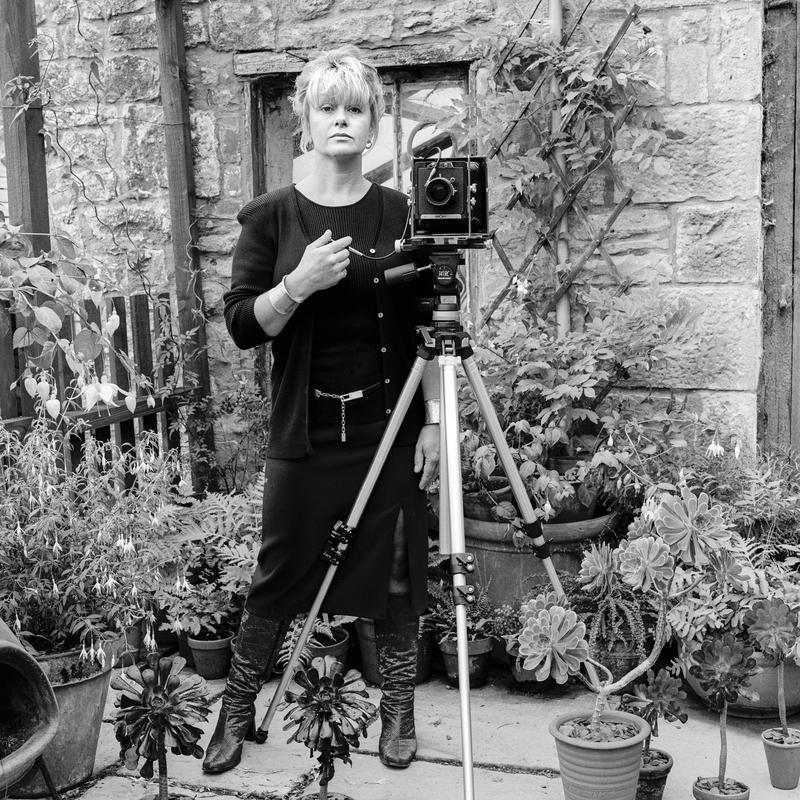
[255,247,599,799]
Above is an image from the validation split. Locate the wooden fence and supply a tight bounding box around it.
[0,292,193,479]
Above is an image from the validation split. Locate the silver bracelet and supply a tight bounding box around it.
[267,276,300,315]
[424,399,441,425]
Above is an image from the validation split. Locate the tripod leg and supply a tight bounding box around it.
[439,354,476,800]
[35,757,61,800]
[255,355,431,740]
[461,354,602,691]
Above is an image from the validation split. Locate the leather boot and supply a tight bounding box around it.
[374,593,418,768]
[202,611,287,774]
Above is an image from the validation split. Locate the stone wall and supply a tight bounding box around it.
[3,0,762,449]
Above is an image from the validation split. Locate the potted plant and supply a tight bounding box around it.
[688,633,761,800]
[428,581,496,688]
[113,654,210,800]
[277,614,356,675]
[619,668,688,800]
[282,655,377,800]
[150,484,262,679]
[745,597,800,790]
[0,407,181,795]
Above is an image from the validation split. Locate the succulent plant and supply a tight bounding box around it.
[688,633,760,793]
[516,606,589,684]
[616,536,674,593]
[746,597,800,737]
[654,487,729,566]
[282,655,377,798]
[620,668,687,756]
[112,654,210,800]
[578,542,617,594]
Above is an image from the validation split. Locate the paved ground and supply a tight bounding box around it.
[35,660,797,800]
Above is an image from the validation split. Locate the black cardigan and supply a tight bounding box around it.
[223,184,429,458]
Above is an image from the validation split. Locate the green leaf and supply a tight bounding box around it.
[33,305,63,334]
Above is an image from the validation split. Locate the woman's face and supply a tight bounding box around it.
[306,94,373,158]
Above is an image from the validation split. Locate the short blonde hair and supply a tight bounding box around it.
[291,47,385,152]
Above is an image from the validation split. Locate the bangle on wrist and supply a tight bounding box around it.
[424,399,440,425]
[267,276,300,315]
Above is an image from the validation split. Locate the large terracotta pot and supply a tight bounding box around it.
[462,504,612,612]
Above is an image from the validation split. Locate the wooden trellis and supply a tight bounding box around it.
[478,2,644,330]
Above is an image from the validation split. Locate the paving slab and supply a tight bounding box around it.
[80,665,799,800]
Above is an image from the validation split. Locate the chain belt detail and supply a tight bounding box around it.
[312,380,382,442]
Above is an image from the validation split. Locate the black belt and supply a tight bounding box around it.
[312,380,382,442]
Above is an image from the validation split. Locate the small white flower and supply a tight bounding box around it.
[122,537,136,556]
[52,537,62,556]
[93,578,103,595]
[641,496,658,523]
[734,440,741,459]
[115,533,125,549]
[51,580,59,597]
[130,583,138,599]
[608,435,614,447]
[80,643,88,661]
[104,574,117,592]
[13,614,21,632]
[706,437,724,458]
[543,500,553,519]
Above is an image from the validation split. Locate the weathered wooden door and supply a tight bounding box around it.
[761,0,800,450]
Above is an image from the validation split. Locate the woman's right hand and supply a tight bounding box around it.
[285,229,352,300]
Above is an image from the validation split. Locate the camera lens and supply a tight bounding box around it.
[425,177,455,207]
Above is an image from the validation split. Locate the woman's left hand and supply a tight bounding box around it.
[414,424,440,490]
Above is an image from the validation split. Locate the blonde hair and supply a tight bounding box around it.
[291,47,385,152]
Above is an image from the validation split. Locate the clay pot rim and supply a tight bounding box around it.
[761,727,800,748]
[691,776,750,799]
[548,709,650,750]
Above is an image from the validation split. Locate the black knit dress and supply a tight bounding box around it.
[241,184,429,621]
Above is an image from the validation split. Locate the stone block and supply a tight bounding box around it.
[276,11,395,48]
[709,6,761,102]
[183,6,209,48]
[197,230,239,255]
[122,104,168,192]
[191,111,221,199]
[290,0,336,19]
[208,1,277,51]
[668,41,709,104]
[36,0,74,25]
[187,55,245,111]
[80,0,148,19]
[629,284,761,392]
[109,13,158,51]
[222,164,242,197]
[614,105,761,203]
[675,201,761,283]
[54,19,105,60]
[218,117,243,163]
[102,55,160,103]
[396,0,495,35]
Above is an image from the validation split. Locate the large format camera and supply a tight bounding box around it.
[408,155,489,244]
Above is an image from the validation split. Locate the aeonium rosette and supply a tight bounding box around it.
[516,605,590,684]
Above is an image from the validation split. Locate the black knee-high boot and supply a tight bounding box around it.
[202,610,287,774]
[374,593,418,768]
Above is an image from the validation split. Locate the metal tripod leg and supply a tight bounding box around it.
[438,354,476,800]
[461,354,602,691]
[255,355,432,741]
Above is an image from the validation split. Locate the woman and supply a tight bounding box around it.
[202,47,440,775]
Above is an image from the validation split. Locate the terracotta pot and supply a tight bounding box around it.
[549,710,649,800]
[691,778,750,800]
[187,632,234,679]
[308,626,350,666]
[437,636,493,688]
[461,511,612,611]
[636,749,673,800]
[761,727,800,790]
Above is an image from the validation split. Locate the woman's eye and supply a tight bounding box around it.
[348,106,363,114]
[320,105,333,113]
